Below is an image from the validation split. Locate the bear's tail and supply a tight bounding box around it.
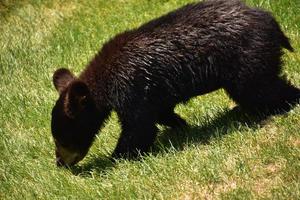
[269,14,294,52]
[279,33,294,52]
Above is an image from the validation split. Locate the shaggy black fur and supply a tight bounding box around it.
[51,0,299,165]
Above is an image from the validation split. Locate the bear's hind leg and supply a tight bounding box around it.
[225,76,300,113]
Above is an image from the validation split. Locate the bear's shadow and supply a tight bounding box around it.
[70,154,115,176]
[71,106,287,176]
[154,106,273,153]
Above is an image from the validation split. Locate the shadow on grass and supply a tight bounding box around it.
[154,106,272,153]
[0,1,29,17]
[70,156,115,177]
[71,106,292,176]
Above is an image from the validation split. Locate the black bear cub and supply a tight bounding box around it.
[51,0,300,166]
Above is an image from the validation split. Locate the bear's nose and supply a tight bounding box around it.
[56,156,66,167]
[56,150,66,167]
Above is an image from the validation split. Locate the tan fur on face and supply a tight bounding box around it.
[55,141,86,166]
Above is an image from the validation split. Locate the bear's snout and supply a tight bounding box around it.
[55,147,86,167]
[56,155,66,167]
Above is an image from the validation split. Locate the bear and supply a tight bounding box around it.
[51,0,300,167]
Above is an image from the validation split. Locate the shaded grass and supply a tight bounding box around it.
[0,0,300,199]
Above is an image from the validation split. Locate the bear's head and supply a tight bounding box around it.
[51,68,102,167]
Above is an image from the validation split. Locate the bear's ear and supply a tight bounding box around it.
[64,80,91,118]
[53,68,75,94]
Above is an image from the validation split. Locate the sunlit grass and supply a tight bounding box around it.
[0,0,299,199]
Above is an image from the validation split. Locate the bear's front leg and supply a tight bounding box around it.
[112,118,158,159]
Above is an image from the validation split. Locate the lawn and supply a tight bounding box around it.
[0,0,299,199]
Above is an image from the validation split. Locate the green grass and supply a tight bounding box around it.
[0,0,300,199]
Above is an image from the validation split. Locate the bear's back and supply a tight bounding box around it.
[80,0,286,110]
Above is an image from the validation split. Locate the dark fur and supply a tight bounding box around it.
[51,0,300,165]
